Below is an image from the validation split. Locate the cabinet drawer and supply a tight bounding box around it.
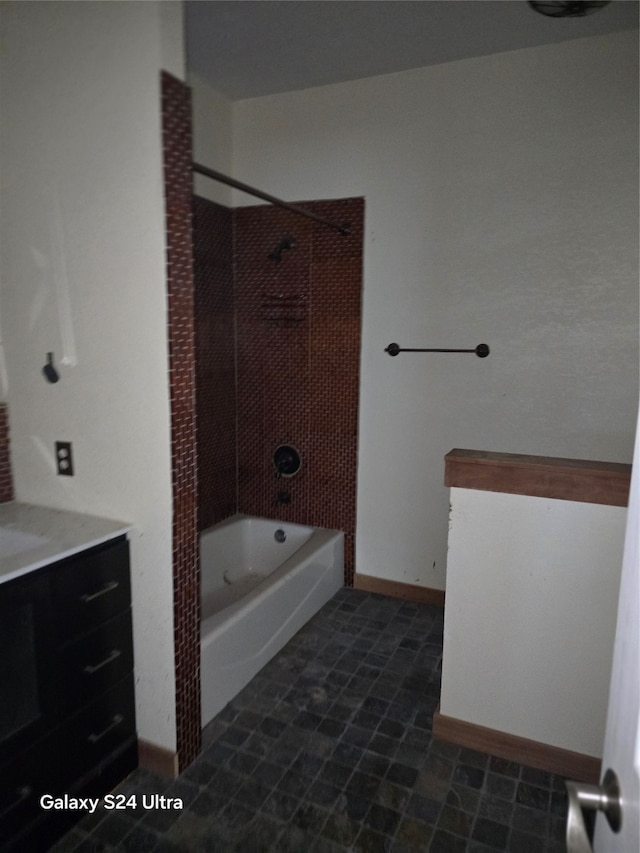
[51,538,130,640]
[1,676,136,849]
[58,675,136,783]
[0,572,57,766]
[58,611,134,710]
[0,732,60,839]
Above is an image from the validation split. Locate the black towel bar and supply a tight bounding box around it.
[385,343,490,358]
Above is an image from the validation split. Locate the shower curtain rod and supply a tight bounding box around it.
[192,162,350,236]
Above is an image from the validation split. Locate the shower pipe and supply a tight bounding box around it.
[385,343,490,358]
[192,162,351,236]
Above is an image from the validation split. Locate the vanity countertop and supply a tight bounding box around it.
[0,502,132,585]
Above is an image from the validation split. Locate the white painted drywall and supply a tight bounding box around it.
[440,487,626,757]
[224,31,639,591]
[189,73,233,206]
[0,1,182,751]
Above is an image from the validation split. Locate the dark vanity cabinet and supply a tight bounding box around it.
[0,536,137,852]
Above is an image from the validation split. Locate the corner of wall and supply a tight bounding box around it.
[189,72,234,206]
[158,0,186,82]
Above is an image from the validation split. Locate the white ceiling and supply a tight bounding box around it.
[185,0,639,100]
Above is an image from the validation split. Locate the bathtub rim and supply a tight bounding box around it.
[201,512,315,539]
[200,515,343,638]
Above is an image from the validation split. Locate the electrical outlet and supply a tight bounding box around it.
[55,441,74,476]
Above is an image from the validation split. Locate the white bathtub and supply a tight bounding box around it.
[200,513,344,727]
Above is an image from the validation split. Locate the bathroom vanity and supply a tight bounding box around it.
[0,503,136,852]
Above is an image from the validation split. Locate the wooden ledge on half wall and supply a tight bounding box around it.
[438,448,628,784]
[445,448,631,507]
[353,573,445,607]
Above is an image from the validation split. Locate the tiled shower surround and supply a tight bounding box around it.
[162,72,201,770]
[165,69,361,775]
[0,403,14,503]
[193,198,236,529]
[194,196,363,583]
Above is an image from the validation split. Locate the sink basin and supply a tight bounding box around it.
[0,527,50,558]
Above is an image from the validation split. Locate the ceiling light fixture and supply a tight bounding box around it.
[528,1,611,17]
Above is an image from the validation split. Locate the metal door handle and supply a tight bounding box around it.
[566,768,622,852]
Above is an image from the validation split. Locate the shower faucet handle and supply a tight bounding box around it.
[273,445,301,477]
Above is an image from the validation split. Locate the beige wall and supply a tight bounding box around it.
[190,73,234,206]
[221,31,639,590]
[0,1,183,751]
[441,487,626,757]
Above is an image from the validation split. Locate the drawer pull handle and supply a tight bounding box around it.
[0,785,32,820]
[81,580,119,603]
[88,713,124,744]
[84,649,121,675]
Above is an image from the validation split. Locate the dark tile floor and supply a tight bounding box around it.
[52,589,568,852]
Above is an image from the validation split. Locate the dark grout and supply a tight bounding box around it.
[52,589,568,852]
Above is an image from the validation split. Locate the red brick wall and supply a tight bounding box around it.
[0,403,14,503]
[161,71,200,770]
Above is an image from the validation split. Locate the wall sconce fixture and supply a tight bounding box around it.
[42,352,60,384]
